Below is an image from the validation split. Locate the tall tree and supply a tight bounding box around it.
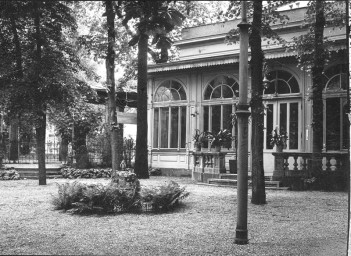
[310,0,325,176]
[0,1,94,185]
[226,1,290,204]
[120,1,185,178]
[105,0,120,171]
[73,1,136,169]
[32,0,47,185]
[249,0,266,204]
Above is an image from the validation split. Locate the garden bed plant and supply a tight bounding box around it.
[60,167,113,179]
[0,168,21,180]
[52,171,189,214]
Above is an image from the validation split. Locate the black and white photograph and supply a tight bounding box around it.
[0,1,349,255]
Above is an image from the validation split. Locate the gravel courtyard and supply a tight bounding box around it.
[0,177,348,255]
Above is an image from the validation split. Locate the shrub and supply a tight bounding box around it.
[140,180,190,212]
[0,168,21,180]
[51,181,85,210]
[148,168,162,176]
[52,174,190,214]
[60,168,112,179]
[70,183,140,214]
[52,171,141,214]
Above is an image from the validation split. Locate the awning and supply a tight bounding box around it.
[148,43,346,73]
[148,51,297,73]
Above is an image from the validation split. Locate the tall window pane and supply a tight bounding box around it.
[279,103,287,135]
[289,103,298,149]
[170,107,179,148]
[223,105,232,148]
[203,106,209,132]
[160,108,169,148]
[153,109,159,148]
[212,105,221,133]
[223,105,232,130]
[266,104,274,149]
[326,98,340,150]
[180,107,186,148]
[342,104,349,149]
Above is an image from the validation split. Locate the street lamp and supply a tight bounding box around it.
[235,1,250,245]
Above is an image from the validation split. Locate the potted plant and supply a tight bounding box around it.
[270,127,288,152]
[192,129,202,151]
[208,129,233,152]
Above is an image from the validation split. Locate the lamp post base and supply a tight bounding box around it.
[235,229,248,245]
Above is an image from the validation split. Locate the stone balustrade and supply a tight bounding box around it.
[192,152,227,182]
[272,151,348,179]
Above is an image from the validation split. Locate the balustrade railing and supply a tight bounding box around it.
[272,152,348,178]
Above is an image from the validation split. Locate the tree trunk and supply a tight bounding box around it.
[36,112,46,185]
[105,0,120,172]
[135,33,149,179]
[33,0,46,185]
[73,124,89,169]
[8,11,22,162]
[59,135,69,162]
[249,0,266,205]
[311,0,325,176]
[9,119,19,161]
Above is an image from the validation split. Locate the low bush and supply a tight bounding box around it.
[52,172,189,214]
[148,167,162,176]
[140,180,190,212]
[51,181,86,210]
[0,168,21,180]
[60,168,112,179]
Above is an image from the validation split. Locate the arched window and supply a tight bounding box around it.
[263,70,300,150]
[153,80,187,149]
[323,64,348,151]
[204,75,239,100]
[203,75,239,150]
[324,63,348,91]
[154,80,186,102]
[264,70,300,95]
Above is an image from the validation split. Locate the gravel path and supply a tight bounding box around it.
[0,177,348,255]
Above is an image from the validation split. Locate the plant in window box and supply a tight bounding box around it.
[208,129,233,152]
[270,127,288,152]
[192,129,202,151]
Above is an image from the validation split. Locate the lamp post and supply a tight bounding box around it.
[235,1,250,245]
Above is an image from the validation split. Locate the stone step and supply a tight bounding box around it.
[219,174,238,180]
[199,181,290,190]
[208,178,287,190]
[8,168,62,179]
[265,180,281,188]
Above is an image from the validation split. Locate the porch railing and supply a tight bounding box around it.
[272,151,349,177]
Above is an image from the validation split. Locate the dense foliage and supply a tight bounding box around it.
[52,171,189,214]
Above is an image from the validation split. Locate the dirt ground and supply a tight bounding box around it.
[0,177,348,255]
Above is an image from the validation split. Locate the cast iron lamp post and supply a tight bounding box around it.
[235,1,250,245]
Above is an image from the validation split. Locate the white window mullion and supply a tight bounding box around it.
[287,103,291,150]
[178,107,181,149]
[167,107,172,148]
[158,109,161,149]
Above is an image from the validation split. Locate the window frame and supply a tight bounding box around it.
[202,74,239,151]
[152,79,187,150]
[322,64,348,152]
[262,69,301,151]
